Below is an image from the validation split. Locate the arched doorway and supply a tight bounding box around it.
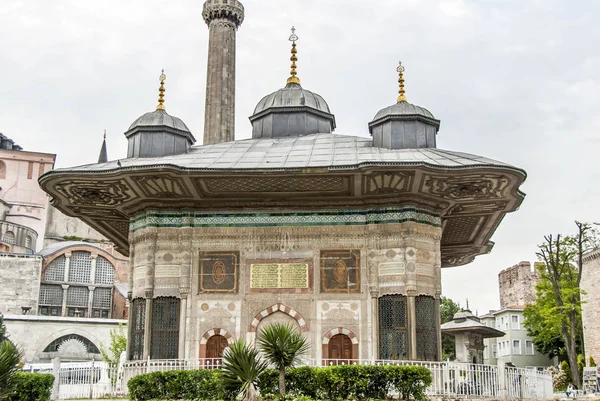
[206,335,228,359]
[328,334,353,364]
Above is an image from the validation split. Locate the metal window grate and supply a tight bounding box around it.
[92,287,112,309]
[129,299,146,360]
[67,286,89,307]
[39,284,63,306]
[379,295,407,360]
[151,297,180,359]
[45,256,66,282]
[3,231,15,245]
[415,295,438,361]
[68,251,92,284]
[95,256,115,285]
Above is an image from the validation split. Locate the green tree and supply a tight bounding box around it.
[0,313,7,343]
[257,323,310,399]
[99,323,126,385]
[221,340,268,401]
[523,221,598,387]
[0,340,23,400]
[440,297,461,360]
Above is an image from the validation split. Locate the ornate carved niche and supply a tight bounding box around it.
[422,174,509,201]
[132,175,192,199]
[55,179,134,206]
[363,172,414,195]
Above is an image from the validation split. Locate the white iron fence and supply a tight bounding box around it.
[34,358,553,400]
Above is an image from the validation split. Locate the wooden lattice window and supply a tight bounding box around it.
[150,297,180,359]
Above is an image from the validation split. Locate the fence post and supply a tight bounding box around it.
[51,357,60,401]
[498,360,508,400]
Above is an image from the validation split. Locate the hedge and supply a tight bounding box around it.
[129,364,432,401]
[8,372,54,401]
[128,369,227,401]
[259,365,432,400]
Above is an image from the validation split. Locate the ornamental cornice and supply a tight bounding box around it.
[583,248,600,263]
[41,164,525,267]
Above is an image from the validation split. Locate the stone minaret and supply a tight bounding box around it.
[202,0,244,145]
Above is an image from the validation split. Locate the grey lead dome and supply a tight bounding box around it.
[127,109,191,132]
[253,83,332,115]
[249,83,336,139]
[371,101,436,122]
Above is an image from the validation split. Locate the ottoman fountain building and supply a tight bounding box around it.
[40,0,526,363]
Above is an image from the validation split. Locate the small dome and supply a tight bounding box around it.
[253,83,332,115]
[128,109,191,132]
[372,101,435,122]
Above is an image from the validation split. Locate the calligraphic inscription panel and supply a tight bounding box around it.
[250,263,309,289]
[199,251,239,293]
[320,250,360,293]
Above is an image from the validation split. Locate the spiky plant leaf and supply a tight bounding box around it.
[221,340,268,401]
[0,340,23,399]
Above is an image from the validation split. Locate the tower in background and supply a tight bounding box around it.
[202,0,244,145]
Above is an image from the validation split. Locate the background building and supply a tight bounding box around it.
[0,133,130,363]
[582,249,600,364]
[498,261,540,309]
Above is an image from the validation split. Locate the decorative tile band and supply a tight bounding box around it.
[130,207,441,232]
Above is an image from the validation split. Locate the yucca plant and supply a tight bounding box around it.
[257,323,310,399]
[0,340,23,400]
[221,339,268,401]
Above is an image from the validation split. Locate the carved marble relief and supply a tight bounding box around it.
[132,175,192,198]
[199,251,239,293]
[423,175,508,200]
[320,250,360,293]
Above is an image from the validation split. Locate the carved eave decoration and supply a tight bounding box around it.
[39,163,525,267]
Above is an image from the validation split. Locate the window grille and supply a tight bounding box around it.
[378,295,407,360]
[68,251,92,283]
[25,235,32,249]
[151,297,180,359]
[39,284,63,305]
[67,286,89,307]
[43,334,100,354]
[93,287,112,309]
[45,256,66,282]
[3,231,15,245]
[130,298,146,360]
[416,296,438,361]
[95,256,115,285]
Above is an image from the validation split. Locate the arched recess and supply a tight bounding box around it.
[249,303,308,333]
[322,327,359,363]
[199,328,234,363]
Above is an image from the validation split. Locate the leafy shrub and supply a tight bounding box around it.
[258,364,431,401]
[590,356,597,367]
[128,369,224,401]
[8,372,54,401]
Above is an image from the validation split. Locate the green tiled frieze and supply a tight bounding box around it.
[130,207,441,232]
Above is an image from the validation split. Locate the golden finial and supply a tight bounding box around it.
[397,61,407,103]
[156,69,166,110]
[103,129,106,140]
[286,26,300,85]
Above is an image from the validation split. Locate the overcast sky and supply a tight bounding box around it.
[1,0,598,314]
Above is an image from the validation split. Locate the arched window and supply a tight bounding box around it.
[43,334,100,354]
[151,297,180,359]
[40,250,116,319]
[2,231,15,245]
[25,235,32,249]
[0,160,6,179]
[379,295,407,360]
[415,296,438,361]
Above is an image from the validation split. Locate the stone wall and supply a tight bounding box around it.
[582,249,600,363]
[4,314,127,362]
[128,207,443,362]
[499,261,540,309]
[44,205,107,245]
[0,254,41,315]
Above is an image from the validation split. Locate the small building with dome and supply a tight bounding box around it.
[39,0,526,364]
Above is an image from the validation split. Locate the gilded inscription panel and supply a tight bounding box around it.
[320,250,360,293]
[199,251,239,293]
[250,263,309,289]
